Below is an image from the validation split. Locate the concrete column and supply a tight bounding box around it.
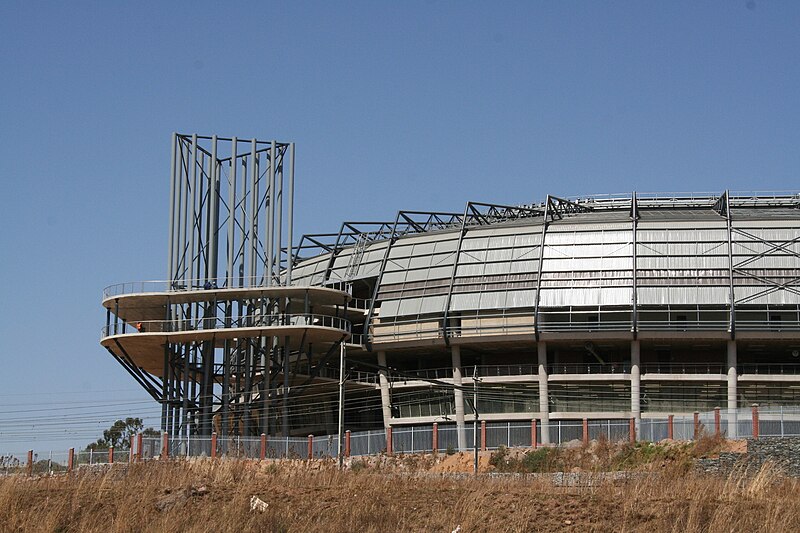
[631,340,641,426]
[537,341,550,444]
[377,351,392,428]
[452,345,467,451]
[727,340,738,438]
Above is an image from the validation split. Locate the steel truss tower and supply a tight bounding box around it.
[102,134,354,442]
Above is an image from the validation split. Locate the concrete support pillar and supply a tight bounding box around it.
[452,345,467,451]
[727,340,738,438]
[377,351,392,429]
[630,340,641,426]
[537,341,550,444]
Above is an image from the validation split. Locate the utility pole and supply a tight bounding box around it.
[337,342,346,468]
[473,365,479,476]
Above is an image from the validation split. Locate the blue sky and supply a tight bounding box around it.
[1,1,799,452]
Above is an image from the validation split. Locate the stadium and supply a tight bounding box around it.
[101,134,800,450]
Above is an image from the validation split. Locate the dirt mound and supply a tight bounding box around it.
[429,451,493,473]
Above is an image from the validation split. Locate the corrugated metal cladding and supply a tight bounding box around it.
[290,255,328,286]
[731,226,800,305]
[539,286,632,307]
[292,200,800,321]
[639,286,730,306]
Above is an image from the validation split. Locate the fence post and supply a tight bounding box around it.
[693,412,700,440]
[68,448,74,473]
[108,446,114,464]
[211,432,217,459]
[136,433,143,462]
[307,435,313,460]
[386,427,393,456]
[162,432,169,459]
[629,418,636,443]
[714,407,721,438]
[752,404,759,439]
[345,430,351,457]
[667,415,674,440]
[481,421,487,451]
[260,433,267,460]
[582,418,589,446]
[432,423,438,453]
[532,419,538,449]
[27,450,33,477]
[129,446,133,464]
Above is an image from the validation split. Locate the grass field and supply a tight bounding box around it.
[1,442,798,532]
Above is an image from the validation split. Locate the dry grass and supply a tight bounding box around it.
[0,458,798,532]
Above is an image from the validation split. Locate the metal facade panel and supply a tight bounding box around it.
[378,300,401,317]
[485,248,513,262]
[735,286,800,305]
[509,260,539,273]
[539,287,632,307]
[506,289,536,308]
[404,268,432,282]
[456,263,485,277]
[419,295,447,314]
[637,228,727,240]
[408,254,434,269]
[462,236,491,251]
[427,265,453,279]
[549,222,632,232]
[397,298,423,316]
[484,262,512,275]
[542,243,633,259]
[433,238,459,253]
[385,257,411,271]
[636,256,729,269]
[638,286,729,305]
[479,291,507,310]
[512,234,541,247]
[450,292,482,312]
[412,241,436,255]
[541,257,633,272]
[382,270,406,284]
[460,250,488,263]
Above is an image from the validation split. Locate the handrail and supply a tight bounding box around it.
[101,313,351,339]
[738,363,800,375]
[102,278,353,300]
[641,363,725,374]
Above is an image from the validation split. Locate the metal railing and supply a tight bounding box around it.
[549,363,630,374]
[103,278,353,300]
[641,363,726,374]
[738,364,800,375]
[7,406,800,470]
[101,313,351,339]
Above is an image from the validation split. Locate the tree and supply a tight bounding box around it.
[85,417,159,451]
